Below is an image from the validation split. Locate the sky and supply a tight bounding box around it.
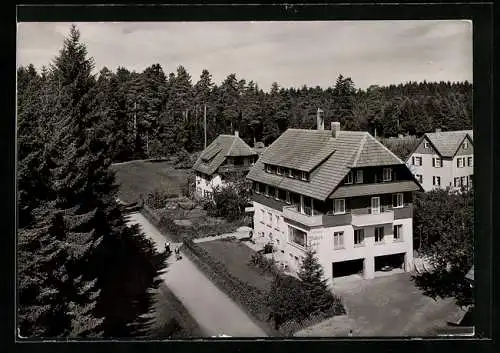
[17,20,472,91]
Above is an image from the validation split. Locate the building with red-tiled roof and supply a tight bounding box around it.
[246,117,422,284]
[405,129,473,191]
[193,131,258,198]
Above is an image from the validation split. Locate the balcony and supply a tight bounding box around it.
[283,205,324,227]
[351,209,394,227]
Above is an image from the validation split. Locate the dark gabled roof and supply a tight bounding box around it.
[423,130,473,158]
[247,128,412,201]
[329,181,421,199]
[193,134,257,175]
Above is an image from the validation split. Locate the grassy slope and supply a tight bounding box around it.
[111,160,189,204]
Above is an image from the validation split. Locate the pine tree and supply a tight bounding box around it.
[17,25,167,338]
[297,247,335,315]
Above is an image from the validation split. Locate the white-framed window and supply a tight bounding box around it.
[432,157,442,168]
[375,226,384,243]
[276,167,283,176]
[433,176,441,186]
[461,176,466,187]
[333,231,344,250]
[424,141,429,149]
[354,229,365,246]
[392,193,404,208]
[416,174,423,183]
[356,169,363,184]
[415,156,422,166]
[463,140,468,149]
[254,182,260,194]
[383,168,392,181]
[288,168,293,177]
[371,196,381,215]
[457,157,465,168]
[454,177,460,187]
[265,164,272,173]
[289,226,307,248]
[301,171,308,181]
[285,191,291,204]
[468,156,473,167]
[333,199,346,215]
[345,171,353,184]
[393,224,403,241]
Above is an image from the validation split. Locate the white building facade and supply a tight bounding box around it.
[247,122,422,286]
[406,130,473,192]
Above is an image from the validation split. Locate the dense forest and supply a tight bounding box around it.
[18,47,472,164]
[17,26,167,338]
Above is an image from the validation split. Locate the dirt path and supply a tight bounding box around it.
[126,212,267,337]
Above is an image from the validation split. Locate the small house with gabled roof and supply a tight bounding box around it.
[246,118,422,284]
[405,129,473,192]
[193,131,258,198]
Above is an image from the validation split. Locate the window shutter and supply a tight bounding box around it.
[412,156,415,165]
[432,158,435,167]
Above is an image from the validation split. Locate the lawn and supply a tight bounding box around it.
[111,160,190,204]
[198,239,273,293]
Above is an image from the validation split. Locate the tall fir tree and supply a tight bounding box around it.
[17,25,167,338]
[297,247,335,315]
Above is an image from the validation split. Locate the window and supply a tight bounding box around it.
[393,224,403,241]
[345,171,353,184]
[356,169,363,184]
[375,227,384,243]
[354,229,365,246]
[383,168,392,181]
[288,168,293,178]
[454,177,460,187]
[424,141,429,149]
[276,167,283,176]
[278,188,286,201]
[265,164,272,173]
[289,226,307,248]
[371,197,381,215]
[415,157,422,166]
[469,175,473,187]
[463,140,468,149]
[285,191,291,204]
[268,186,276,198]
[416,174,423,183]
[392,193,404,208]
[333,231,344,250]
[301,171,308,181]
[254,182,260,193]
[468,156,473,167]
[412,156,415,165]
[265,185,269,196]
[433,176,441,186]
[261,210,265,221]
[268,212,272,224]
[457,157,465,168]
[274,188,279,200]
[432,157,442,168]
[334,199,346,215]
[461,176,466,187]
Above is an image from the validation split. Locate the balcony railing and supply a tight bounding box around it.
[283,205,324,227]
[218,164,252,173]
[351,209,394,227]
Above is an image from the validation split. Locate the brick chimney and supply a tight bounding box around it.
[235,130,239,137]
[331,121,340,138]
[317,108,324,130]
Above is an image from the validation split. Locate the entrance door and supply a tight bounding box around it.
[371,196,381,214]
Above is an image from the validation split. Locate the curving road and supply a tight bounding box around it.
[126,212,267,337]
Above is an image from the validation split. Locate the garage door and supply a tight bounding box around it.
[332,259,364,278]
